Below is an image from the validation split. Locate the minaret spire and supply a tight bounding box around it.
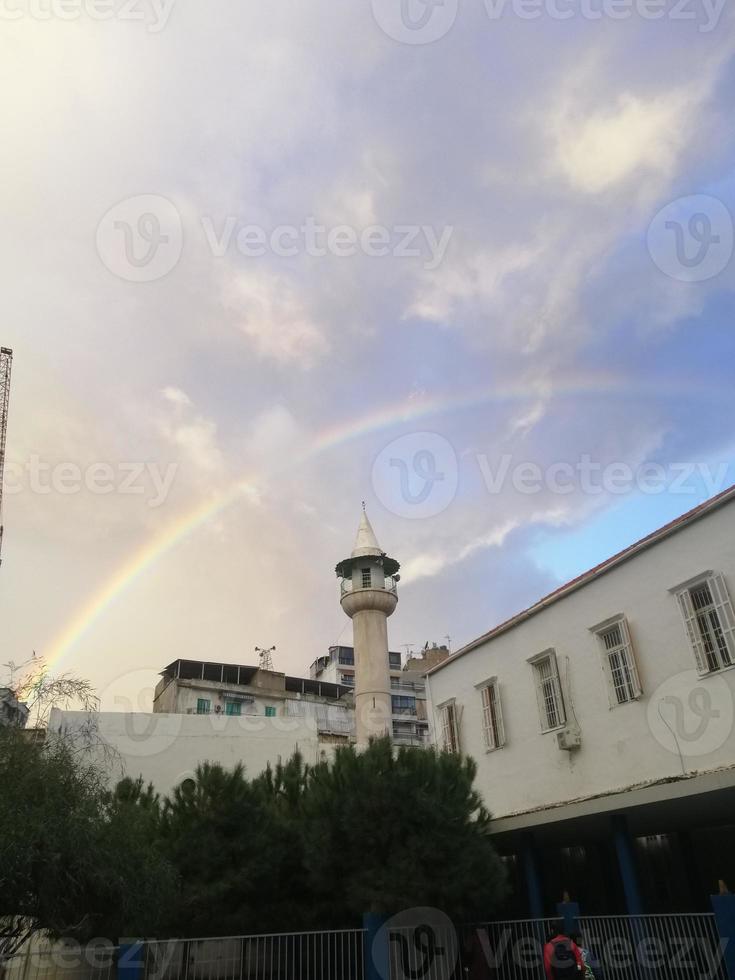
[352,507,382,558]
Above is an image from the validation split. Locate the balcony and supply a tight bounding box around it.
[340,576,399,597]
[392,732,430,747]
[390,679,426,694]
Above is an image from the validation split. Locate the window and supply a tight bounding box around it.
[675,574,735,674]
[196,698,211,715]
[440,701,460,753]
[479,681,505,750]
[594,617,641,705]
[361,567,372,589]
[225,701,242,716]
[340,673,354,686]
[530,652,566,731]
[265,706,276,717]
[337,648,355,665]
[391,695,417,716]
[388,652,402,670]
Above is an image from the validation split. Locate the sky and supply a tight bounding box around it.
[1,0,734,713]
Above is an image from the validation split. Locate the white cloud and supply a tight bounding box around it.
[225,269,329,368]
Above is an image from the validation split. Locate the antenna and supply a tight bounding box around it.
[0,348,13,568]
[444,634,451,652]
[255,645,276,671]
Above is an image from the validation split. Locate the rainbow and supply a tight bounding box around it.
[32,369,653,684]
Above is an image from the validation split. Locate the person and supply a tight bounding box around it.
[570,931,595,980]
[543,923,584,980]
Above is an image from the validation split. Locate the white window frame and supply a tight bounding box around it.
[528,650,566,732]
[590,614,642,706]
[361,567,372,589]
[438,699,460,753]
[671,571,735,675]
[475,677,506,751]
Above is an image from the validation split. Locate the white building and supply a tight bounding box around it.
[48,708,332,796]
[427,486,735,916]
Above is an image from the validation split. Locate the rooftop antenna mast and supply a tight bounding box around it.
[0,348,13,568]
[255,645,276,671]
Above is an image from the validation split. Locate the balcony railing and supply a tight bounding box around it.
[340,576,399,596]
[390,680,426,694]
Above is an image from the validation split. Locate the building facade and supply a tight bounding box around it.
[310,645,442,746]
[153,658,354,741]
[49,707,332,795]
[0,687,29,728]
[427,486,735,916]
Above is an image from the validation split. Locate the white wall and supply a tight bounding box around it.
[49,708,329,796]
[427,498,735,820]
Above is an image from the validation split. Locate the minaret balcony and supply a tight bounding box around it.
[339,575,399,597]
[339,580,398,618]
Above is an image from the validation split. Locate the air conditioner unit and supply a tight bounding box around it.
[557,728,582,751]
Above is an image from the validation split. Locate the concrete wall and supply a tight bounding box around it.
[427,497,735,820]
[49,708,331,795]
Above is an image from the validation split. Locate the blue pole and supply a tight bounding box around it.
[711,894,735,980]
[522,832,545,920]
[117,942,144,980]
[557,901,580,936]
[364,913,390,980]
[611,815,643,916]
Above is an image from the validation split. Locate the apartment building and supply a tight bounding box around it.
[309,644,448,745]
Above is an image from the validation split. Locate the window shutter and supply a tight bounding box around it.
[617,617,642,697]
[677,588,708,674]
[492,683,505,747]
[709,573,735,665]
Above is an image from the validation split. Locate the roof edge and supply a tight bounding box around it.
[428,483,735,677]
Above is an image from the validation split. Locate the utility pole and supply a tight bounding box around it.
[0,348,13,568]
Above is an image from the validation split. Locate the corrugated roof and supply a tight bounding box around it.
[428,483,735,676]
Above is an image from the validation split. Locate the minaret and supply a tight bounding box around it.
[335,508,400,747]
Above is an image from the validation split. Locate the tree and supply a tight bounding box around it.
[300,738,507,923]
[159,739,506,936]
[0,729,176,965]
[2,655,98,728]
[161,761,294,936]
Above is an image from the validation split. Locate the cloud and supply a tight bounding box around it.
[225,269,329,368]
